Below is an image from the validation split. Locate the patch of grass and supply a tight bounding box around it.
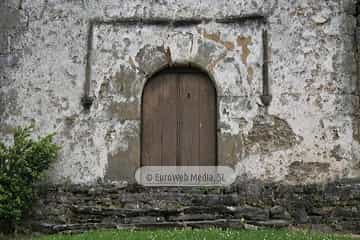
[27,228,357,240]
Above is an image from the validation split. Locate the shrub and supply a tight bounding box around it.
[0,125,60,232]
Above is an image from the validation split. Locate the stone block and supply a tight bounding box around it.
[0,33,8,54]
[251,220,291,228]
[270,206,292,220]
[233,206,269,221]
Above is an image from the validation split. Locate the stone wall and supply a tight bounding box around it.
[27,179,360,234]
[0,0,360,184]
[2,0,360,234]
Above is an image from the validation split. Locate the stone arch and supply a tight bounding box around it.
[140,62,220,98]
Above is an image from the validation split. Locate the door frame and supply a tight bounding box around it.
[140,66,219,167]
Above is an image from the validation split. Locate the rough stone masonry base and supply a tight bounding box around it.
[26,179,360,234]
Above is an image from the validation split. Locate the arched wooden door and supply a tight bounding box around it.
[141,67,217,166]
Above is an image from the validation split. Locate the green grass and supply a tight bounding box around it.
[18,229,357,240]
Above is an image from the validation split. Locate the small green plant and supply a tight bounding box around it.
[0,125,60,232]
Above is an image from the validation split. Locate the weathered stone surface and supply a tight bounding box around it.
[286,162,331,183]
[0,35,8,55]
[270,206,292,220]
[168,214,217,221]
[22,179,360,234]
[232,206,269,221]
[243,114,301,153]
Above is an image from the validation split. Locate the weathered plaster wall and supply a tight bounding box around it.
[0,0,359,184]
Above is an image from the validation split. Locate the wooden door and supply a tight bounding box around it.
[141,68,216,166]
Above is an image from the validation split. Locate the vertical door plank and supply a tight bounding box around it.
[199,73,216,166]
[178,72,200,166]
[142,77,153,166]
[142,73,178,166]
[142,75,162,166]
[160,73,177,165]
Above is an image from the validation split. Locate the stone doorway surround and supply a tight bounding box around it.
[86,16,267,181]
